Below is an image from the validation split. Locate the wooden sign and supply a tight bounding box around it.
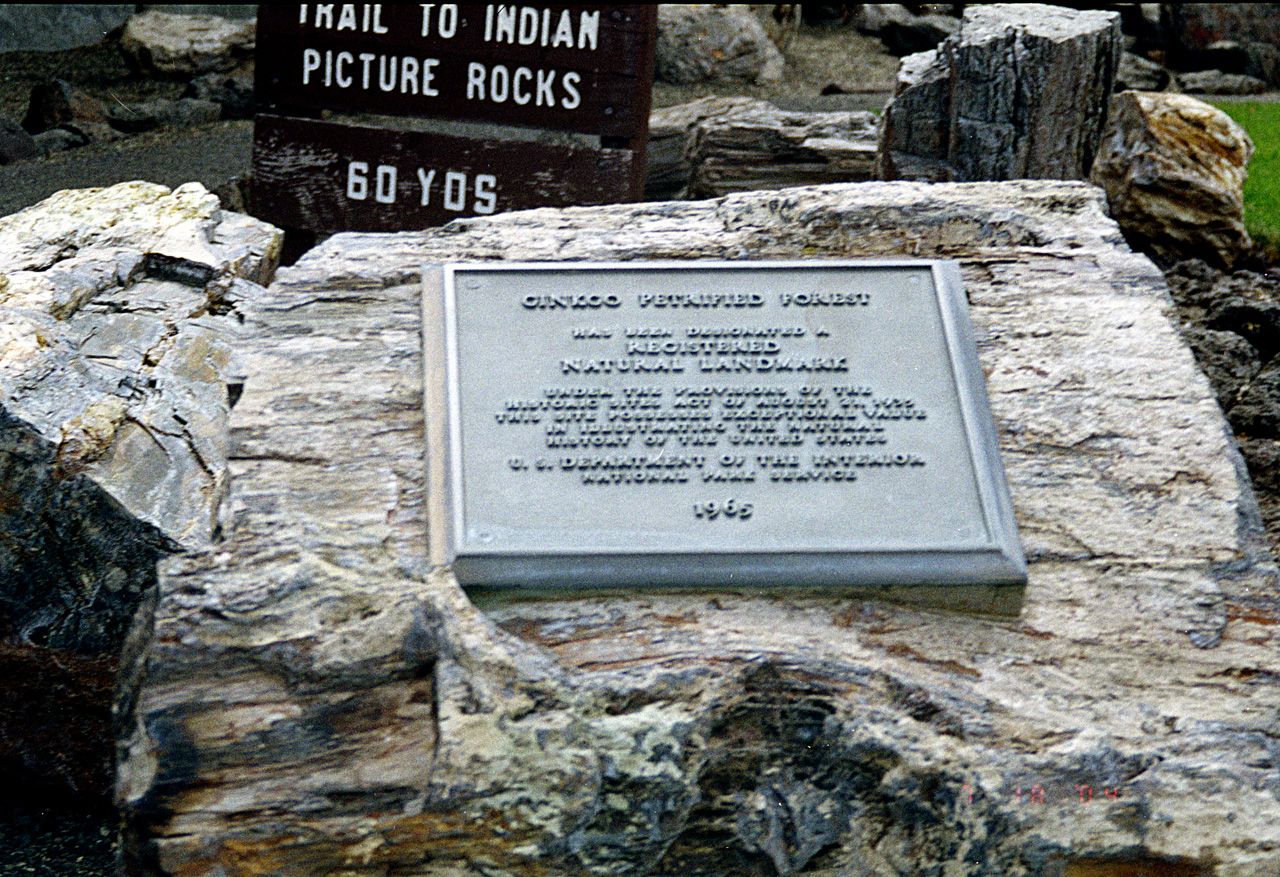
[251,5,656,233]
[252,114,636,232]
[256,5,653,137]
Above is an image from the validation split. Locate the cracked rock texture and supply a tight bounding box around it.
[880,4,1121,183]
[0,180,280,796]
[118,181,1280,876]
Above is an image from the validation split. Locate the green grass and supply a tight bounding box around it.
[1208,100,1280,260]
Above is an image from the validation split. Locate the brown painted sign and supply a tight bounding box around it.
[251,5,655,233]
[253,114,635,232]
[255,5,654,137]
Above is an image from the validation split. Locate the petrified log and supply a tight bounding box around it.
[118,181,1280,876]
[683,101,879,198]
[645,96,763,200]
[0,181,280,798]
[880,3,1122,181]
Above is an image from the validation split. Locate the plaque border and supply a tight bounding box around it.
[422,260,1026,589]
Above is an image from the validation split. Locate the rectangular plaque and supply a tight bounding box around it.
[423,261,1026,589]
[251,114,636,232]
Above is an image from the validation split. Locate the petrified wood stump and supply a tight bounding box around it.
[881,4,1122,182]
[118,182,1280,877]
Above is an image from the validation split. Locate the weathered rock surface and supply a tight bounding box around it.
[880,4,1122,182]
[877,47,952,182]
[646,96,763,200]
[1091,91,1254,269]
[0,181,281,795]
[655,5,785,85]
[106,97,223,134]
[118,181,1280,877]
[1115,50,1171,91]
[684,100,879,197]
[1177,69,1268,95]
[120,10,255,79]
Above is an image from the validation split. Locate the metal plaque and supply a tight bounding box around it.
[423,261,1026,589]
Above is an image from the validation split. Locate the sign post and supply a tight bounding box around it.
[252,5,656,232]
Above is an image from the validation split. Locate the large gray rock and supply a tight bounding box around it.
[880,4,1123,182]
[0,5,132,52]
[656,5,785,84]
[1091,91,1254,269]
[120,10,255,78]
[0,181,281,795]
[117,181,1280,876]
[1177,69,1268,95]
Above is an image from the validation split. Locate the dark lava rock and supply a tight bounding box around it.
[1181,326,1261,412]
[1238,436,1280,494]
[1231,363,1280,438]
[182,73,255,120]
[0,118,41,163]
[1206,298,1280,362]
[32,123,91,154]
[21,77,107,134]
[106,97,221,133]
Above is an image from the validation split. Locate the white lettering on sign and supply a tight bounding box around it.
[346,161,369,199]
[466,63,580,109]
[375,164,396,203]
[349,161,497,214]
[483,6,599,50]
[419,4,459,38]
[302,47,441,95]
[298,4,387,33]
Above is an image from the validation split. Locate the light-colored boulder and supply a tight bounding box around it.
[1091,91,1254,268]
[655,5,785,84]
[120,10,255,78]
[117,181,1280,877]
